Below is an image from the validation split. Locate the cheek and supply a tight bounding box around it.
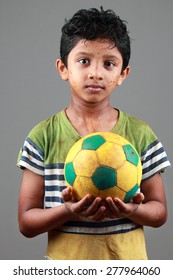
[107,79,117,88]
[68,71,77,83]
[69,69,81,80]
[68,72,82,91]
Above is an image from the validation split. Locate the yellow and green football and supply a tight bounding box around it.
[64,132,142,202]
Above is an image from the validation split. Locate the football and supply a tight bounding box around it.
[64,132,142,202]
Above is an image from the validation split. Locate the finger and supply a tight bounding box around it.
[62,187,72,201]
[72,194,93,213]
[106,197,121,213]
[85,197,102,214]
[132,193,145,204]
[114,198,131,213]
[89,205,106,221]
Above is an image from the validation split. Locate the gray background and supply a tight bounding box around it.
[0,0,172,260]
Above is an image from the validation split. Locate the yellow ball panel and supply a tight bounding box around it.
[73,176,99,200]
[101,132,129,145]
[98,186,126,200]
[117,161,139,192]
[65,139,82,162]
[97,142,126,169]
[137,162,142,186]
[73,150,99,176]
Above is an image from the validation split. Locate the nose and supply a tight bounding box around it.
[88,64,103,80]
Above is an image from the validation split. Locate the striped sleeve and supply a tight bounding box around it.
[17,137,44,176]
[141,139,171,180]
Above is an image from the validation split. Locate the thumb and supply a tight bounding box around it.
[62,187,72,201]
[132,192,145,204]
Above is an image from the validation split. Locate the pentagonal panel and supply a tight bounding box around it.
[123,144,139,166]
[82,135,106,150]
[65,162,77,186]
[124,184,139,203]
[92,166,116,190]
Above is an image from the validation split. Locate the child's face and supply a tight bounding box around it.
[57,39,130,105]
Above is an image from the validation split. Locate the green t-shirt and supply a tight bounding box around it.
[17,109,171,259]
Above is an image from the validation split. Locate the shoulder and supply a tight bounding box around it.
[29,111,62,134]
[121,111,152,131]
[119,111,171,180]
[27,111,63,147]
[28,111,63,138]
[118,111,157,155]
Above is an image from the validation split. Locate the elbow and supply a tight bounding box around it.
[18,217,38,238]
[19,227,36,238]
[152,209,168,228]
[153,216,167,228]
[19,224,36,238]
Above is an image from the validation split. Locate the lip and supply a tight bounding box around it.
[85,84,104,92]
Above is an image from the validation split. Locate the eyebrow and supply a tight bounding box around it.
[103,55,120,61]
[75,52,94,57]
[75,52,120,61]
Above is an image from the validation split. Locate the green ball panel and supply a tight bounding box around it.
[65,162,76,186]
[82,135,106,150]
[92,166,117,190]
[123,144,139,166]
[123,184,139,203]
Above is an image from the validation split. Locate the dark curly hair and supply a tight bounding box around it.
[60,7,131,72]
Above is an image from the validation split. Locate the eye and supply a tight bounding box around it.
[79,58,90,64]
[104,61,115,68]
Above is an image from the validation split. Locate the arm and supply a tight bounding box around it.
[106,173,167,227]
[18,169,106,238]
[18,168,74,238]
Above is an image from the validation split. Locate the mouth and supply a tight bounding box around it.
[85,84,105,93]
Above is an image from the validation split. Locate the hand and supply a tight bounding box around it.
[105,192,145,219]
[62,187,107,221]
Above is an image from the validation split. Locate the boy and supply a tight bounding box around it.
[17,7,171,259]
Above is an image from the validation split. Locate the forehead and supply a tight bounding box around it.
[70,39,122,59]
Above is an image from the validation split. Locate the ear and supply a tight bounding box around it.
[117,66,131,86]
[56,59,69,81]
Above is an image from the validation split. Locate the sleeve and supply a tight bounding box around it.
[17,136,45,176]
[141,138,171,181]
[121,112,171,181]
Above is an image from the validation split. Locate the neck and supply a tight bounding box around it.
[65,99,119,136]
[66,99,113,120]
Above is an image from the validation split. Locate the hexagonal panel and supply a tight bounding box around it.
[65,162,76,186]
[99,185,126,200]
[102,132,129,146]
[117,161,138,192]
[73,176,99,200]
[97,142,126,169]
[73,149,99,177]
[123,144,139,166]
[82,134,106,150]
[92,165,116,190]
[65,139,82,162]
[137,163,142,185]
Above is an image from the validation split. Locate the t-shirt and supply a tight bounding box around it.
[17,109,171,259]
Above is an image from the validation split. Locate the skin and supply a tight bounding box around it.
[18,39,167,238]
